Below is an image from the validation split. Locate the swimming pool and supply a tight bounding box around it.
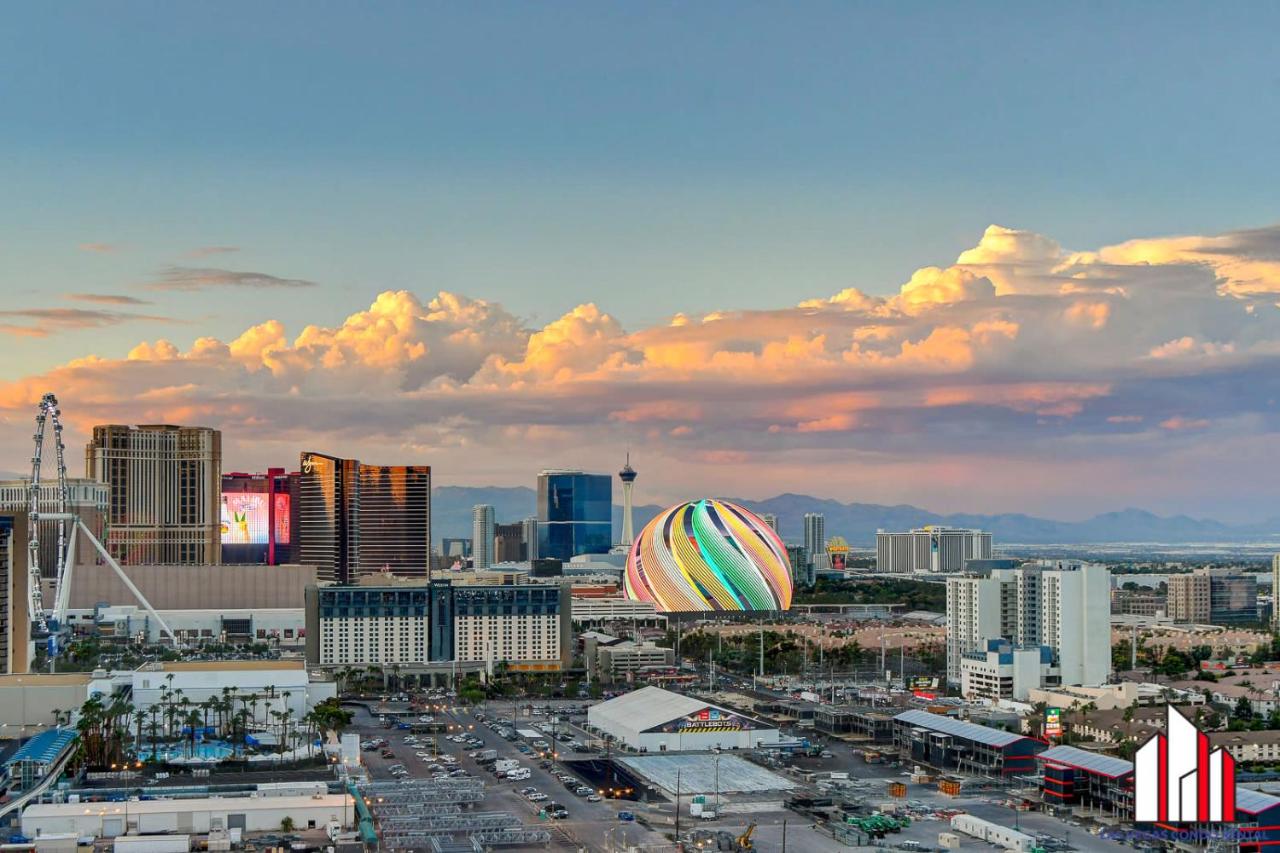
[138,740,237,762]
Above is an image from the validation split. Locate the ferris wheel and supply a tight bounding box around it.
[26,393,180,659]
[28,393,70,636]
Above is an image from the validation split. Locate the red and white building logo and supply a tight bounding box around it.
[1135,705,1235,823]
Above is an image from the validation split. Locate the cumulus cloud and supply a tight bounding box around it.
[6,221,1280,514]
[146,266,315,291]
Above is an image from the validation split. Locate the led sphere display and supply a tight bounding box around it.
[625,499,793,613]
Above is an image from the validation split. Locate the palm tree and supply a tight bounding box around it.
[184,710,201,757]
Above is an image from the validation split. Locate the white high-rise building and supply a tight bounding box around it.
[946,560,1110,692]
[877,527,993,574]
[471,504,495,570]
[1273,555,1280,630]
[522,517,539,561]
[803,513,825,569]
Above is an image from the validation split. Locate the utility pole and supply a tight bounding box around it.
[714,755,720,813]
[674,768,681,841]
[759,619,765,679]
[782,818,788,853]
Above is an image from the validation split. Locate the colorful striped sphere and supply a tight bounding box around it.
[624,499,793,613]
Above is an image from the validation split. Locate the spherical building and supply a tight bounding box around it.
[624,499,793,613]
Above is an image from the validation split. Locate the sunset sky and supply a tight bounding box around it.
[3,3,1280,520]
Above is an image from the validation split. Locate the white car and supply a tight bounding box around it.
[528,792,547,802]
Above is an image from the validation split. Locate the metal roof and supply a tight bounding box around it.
[893,710,1027,748]
[1038,745,1133,778]
[587,686,771,735]
[588,686,711,734]
[1235,787,1280,816]
[4,729,77,767]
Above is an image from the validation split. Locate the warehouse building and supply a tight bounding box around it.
[892,710,1044,776]
[22,795,352,838]
[1035,746,1280,848]
[588,686,782,752]
[1038,744,1134,817]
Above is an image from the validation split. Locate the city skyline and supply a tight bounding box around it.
[3,5,1280,521]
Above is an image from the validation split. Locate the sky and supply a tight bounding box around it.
[3,3,1280,521]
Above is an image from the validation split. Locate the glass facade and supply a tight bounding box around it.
[536,471,611,561]
[358,464,431,577]
[297,453,431,583]
[297,452,360,583]
[318,586,431,619]
[453,585,562,617]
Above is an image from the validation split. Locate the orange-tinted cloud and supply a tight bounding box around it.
[3,221,1279,514]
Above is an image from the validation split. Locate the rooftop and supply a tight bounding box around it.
[1210,730,1280,746]
[1038,745,1133,779]
[894,710,1029,748]
[152,660,307,673]
[619,753,795,795]
[22,794,349,818]
[0,673,93,687]
[4,729,78,767]
[588,686,767,734]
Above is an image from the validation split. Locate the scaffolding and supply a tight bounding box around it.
[356,778,550,849]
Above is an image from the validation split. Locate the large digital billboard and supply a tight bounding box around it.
[221,492,270,545]
[273,493,291,544]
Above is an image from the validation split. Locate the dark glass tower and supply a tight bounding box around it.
[297,453,431,582]
[297,452,359,583]
[536,470,612,561]
[357,464,431,577]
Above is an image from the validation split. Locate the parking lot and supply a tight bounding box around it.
[349,692,1139,853]
[348,697,669,852]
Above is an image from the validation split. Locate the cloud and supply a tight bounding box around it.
[6,220,1280,516]
[145,266,315,291]
[1160,416,1211,431]
[0,307,178,337]
[77,242,119,254]
[65,293,153,306]
[184,246,240,258]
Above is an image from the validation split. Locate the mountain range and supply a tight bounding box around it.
[432,486,1280,546]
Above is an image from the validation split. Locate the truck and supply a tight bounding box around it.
[494,759,520,772]
[476,749,498,763]
[113,836,192,853]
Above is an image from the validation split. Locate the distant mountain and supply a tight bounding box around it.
[430,486,1280,546]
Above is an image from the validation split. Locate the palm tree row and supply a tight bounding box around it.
[66,677,325,768]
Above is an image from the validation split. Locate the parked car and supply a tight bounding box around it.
[618,812,635,822]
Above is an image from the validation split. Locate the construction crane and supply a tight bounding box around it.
[736,821,757,851]
[27,393,180,663]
